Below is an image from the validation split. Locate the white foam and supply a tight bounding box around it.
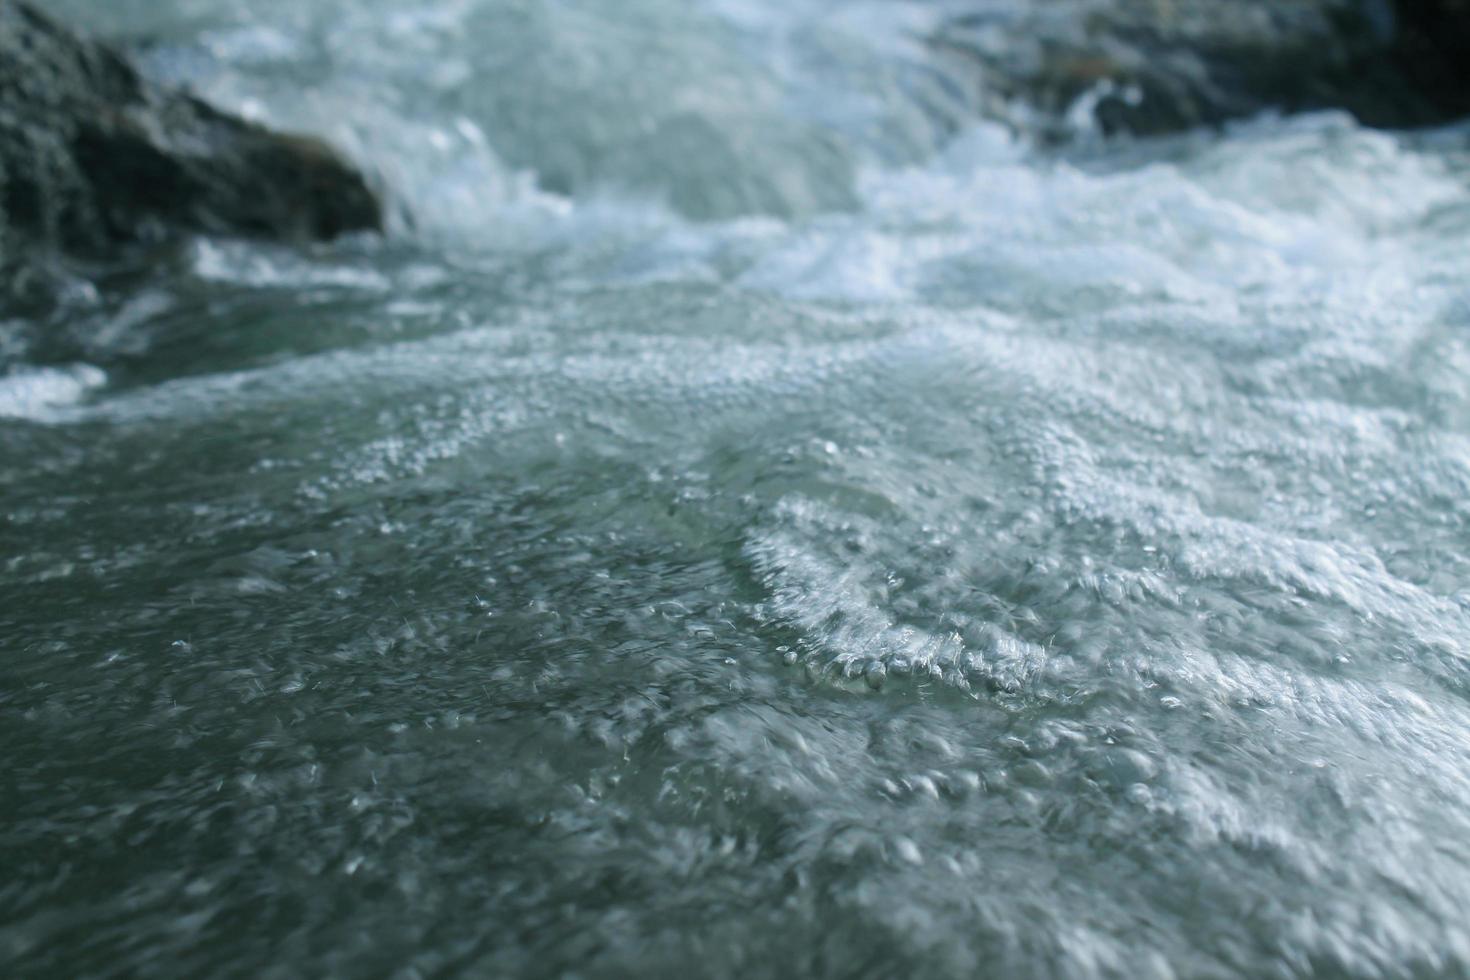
[0,365,106,421]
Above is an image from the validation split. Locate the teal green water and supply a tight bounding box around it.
[6,2,1470,976]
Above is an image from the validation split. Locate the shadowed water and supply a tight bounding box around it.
[5,2,1470,977]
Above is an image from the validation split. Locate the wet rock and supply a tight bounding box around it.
[0,1,381,256]
[933,0,1470,139]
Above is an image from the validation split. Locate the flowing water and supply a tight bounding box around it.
[6,2,1470,976]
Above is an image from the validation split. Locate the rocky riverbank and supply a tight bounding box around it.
[0,1,381,259]
[933,0,1470,139]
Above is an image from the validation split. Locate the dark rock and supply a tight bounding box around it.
[0,1,382,256]
[932,0,1470,139]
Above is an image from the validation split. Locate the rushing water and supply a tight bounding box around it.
[6,2,1470,977]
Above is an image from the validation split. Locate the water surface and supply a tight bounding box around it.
[6,2,1470,976]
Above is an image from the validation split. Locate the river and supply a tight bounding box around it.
[5,1,1470,976]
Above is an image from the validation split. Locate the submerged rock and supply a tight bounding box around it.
[933,0,1470,139]
[0,1,381,256]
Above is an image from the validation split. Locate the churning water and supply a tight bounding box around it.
[6,1,1470,976]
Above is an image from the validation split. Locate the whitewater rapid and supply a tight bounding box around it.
[5,1,1470,977]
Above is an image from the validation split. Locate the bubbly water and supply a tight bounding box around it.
[6,2,1470,976]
